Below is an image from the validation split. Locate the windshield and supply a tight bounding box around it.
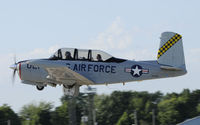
[49,48,75,60]
[91,50,112,61]
[49,48,126,63]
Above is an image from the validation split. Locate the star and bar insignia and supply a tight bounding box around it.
[125,65,149,77]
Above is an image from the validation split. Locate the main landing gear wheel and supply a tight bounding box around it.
[63,84,80,97]
[36,85,44,91]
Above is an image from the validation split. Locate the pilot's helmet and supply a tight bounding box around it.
[65,51,71,58]
[97,54,102,61]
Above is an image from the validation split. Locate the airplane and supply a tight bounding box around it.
[10,32,187,96]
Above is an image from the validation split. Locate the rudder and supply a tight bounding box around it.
[157,32,186,69]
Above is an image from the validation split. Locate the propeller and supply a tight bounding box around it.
[10,55,18,84]
[12,67,17,83]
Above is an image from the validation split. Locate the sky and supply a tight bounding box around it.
[0,0,200,112]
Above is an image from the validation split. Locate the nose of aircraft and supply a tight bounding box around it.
[10,63,17,70]
[9,63,20,83]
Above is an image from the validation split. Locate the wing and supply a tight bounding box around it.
[29,60,94,85]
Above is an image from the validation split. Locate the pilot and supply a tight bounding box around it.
[97,54,103,61]
[65,51,72,60]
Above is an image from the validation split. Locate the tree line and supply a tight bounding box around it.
[1,89,200,125]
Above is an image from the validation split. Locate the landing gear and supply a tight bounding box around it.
[36,85,44,91]
[63,84,80,97]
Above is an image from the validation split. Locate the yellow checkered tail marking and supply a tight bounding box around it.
[157,34,182,59]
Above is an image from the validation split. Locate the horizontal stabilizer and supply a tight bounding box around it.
[160,65,182,71]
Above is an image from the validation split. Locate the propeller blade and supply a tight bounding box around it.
[12,69,16,84]
[11,55,18,84]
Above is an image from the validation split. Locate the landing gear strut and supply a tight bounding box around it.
[63,84,80,97]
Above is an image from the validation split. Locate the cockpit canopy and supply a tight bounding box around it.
[49,48,126,63]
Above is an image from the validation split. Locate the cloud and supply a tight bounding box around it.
[15,45,60,60]
[88,17,132,50]
[0,45,62,112]
[85,16,159,61]
[48,45,60,54]
[0,45,60,83]
[186,48,200,64]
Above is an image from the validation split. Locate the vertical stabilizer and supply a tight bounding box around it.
[157,32,186,69]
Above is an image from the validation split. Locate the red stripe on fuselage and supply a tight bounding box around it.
[19,63,21,79]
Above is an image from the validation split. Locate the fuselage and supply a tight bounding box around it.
[19,59,187,85]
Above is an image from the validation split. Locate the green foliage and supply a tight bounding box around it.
[60,93,89,125]
[4,89,200,125]
[158,89,200,125]
[0,104,21,125]
[158,97,181,124]
[96,91,133,125]
[51,102,69,125]
[196,103,200,113]
[116,112,129,125]
[19,102,53,125]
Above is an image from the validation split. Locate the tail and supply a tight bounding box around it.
[157,32,186,70]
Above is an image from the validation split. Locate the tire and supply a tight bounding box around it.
[36,85,44,91]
